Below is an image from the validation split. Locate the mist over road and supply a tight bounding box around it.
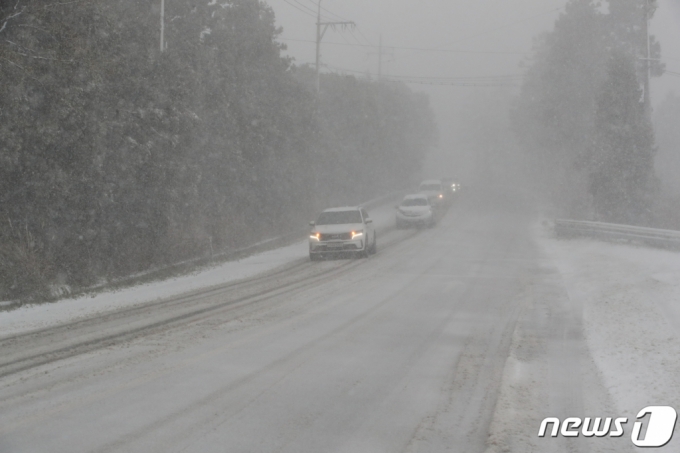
[0,192,625,453]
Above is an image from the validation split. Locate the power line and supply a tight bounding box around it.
[388,80,520,87]
[290,0,336,22]
[321,6,349,22]
[291,0,317,15]
[348,28,370,47]
[366,34,395,79]
[391,74,524,81]
[286,0,356,27]
[281,0,317,19]
[281,0,339,22]
[356,28,375,47]
[278,37,529,55]
[665,70,680,78]
[336,29,356,47]
[322,63,523,85]
[437,5,564,49]
[308,0,351,22]
[313,1,356,94]
[279,2,564,63]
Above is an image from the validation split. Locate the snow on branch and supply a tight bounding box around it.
[6,39,75,62]
[0,0,25,35]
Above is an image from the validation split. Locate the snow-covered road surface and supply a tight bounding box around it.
[0,192,678,452]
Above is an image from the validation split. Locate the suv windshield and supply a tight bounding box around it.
[316,210,363,225]
[420,184,441,191]
[402,198,428,207]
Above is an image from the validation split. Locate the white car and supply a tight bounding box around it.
[309,207,377,261]
[418,180,445,207]
[395,194,435,229]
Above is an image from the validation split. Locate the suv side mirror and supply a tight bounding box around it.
[309,221,315,226]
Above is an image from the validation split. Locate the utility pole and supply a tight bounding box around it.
[367,34,394,80]
[160,0,165,52]
[315,0,321,93]
[378,34,383,79]
[315,0,355,93]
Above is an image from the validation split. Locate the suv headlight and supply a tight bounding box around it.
[310,232,320,241]
[351,230,364,239]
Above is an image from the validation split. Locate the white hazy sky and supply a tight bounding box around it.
[263,0,680,174]
[269,0,562,77]
[265,0,680,98]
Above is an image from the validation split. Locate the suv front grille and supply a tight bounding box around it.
[320,232,352,241]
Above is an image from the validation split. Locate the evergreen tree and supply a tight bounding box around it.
[513,0,662,219]
[513,0,607,213]
[588,52,656,223]
[653,93,680,195]
[0,0,437,300]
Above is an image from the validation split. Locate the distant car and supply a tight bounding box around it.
[395,194,435,229]
[418,180,445,206]
[441,177,461,195]
[309,207,377,261]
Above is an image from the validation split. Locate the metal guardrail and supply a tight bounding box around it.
[555,219,680,250]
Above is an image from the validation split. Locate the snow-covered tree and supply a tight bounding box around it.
[588,53,657,223]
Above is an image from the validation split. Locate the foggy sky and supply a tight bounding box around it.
[265,0,680,177]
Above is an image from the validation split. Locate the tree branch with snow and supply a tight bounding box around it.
[0,0,25,35]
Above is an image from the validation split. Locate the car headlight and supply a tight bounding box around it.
[310,232,320,241]
[438,194,443,199]
[351,230,364,239]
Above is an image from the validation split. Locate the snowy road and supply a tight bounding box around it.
[0,192,675,452]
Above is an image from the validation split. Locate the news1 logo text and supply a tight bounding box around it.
[538,406,678,448]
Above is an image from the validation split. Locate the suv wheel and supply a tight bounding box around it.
[360,242,370,258]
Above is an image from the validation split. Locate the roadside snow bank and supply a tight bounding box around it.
[0,201,398,338]
[0,241,308,337]
[485,221,680,452]
[537,222,680,419]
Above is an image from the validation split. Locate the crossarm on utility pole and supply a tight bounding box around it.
[319,21,355,41]
[315,0,355,93]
